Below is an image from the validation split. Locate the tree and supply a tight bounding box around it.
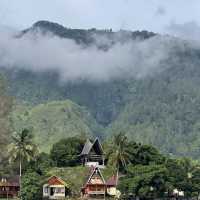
[25,152,53,175]
[134,145,165,165]
[165,158,195,197]
[21,171,43,200]
[106,133,131,174]
[50,137,84,167]
[119,164,168,198]
[191,166,200,199]
[8,128,38,197]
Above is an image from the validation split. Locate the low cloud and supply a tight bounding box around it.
[166,21,200,41]
[0,26,189,82]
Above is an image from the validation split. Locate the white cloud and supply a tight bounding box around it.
[0,26,193,82]
[166,21,200,41]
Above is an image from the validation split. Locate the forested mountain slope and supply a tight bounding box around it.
[2,21,200,158]
[10,100,103,152]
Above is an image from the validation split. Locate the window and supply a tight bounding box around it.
[44,187,48,193]
[55,188,65,194]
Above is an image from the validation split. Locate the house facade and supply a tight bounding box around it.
[0,176,19,198]
[81,167,106,198]
[80,138,105,168]
[43,176,69,199]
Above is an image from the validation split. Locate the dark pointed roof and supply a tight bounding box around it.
[80,137,104,155]
[80,139,93,155]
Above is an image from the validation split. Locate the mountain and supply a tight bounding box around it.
[11,100,103,152]
[21,20,156,45]
[2,20,200,158]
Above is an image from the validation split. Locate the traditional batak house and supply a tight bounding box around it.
[0,176,20,198]
[43,176,69,199]
[80,138,105,168]
[81,167,106,199]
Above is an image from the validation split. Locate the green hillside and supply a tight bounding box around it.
[3,21,200,159]
[11,100,104,152]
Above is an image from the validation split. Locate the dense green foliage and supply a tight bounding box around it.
[119,164,168,198]
[50,137,84,167]
[4,131,200,200]
[11,100,103,152]
[21,171,43,200]
[117,143,200,199]
[0,75,12,166]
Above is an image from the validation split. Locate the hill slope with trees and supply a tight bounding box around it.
[1,21,200,158]
[10,100,103,152]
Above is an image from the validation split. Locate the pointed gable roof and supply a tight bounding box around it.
[80,137,104,156]
[80,139,93,155]
[47,176,68,187]
[83,167,106,187]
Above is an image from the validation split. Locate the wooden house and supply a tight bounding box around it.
[0,176,19,198]
[80,138,105,167]
[43,176,69,199]
[81,167,106,198]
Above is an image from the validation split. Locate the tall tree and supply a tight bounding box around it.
[107,132,131,175]
[8,128,38,198]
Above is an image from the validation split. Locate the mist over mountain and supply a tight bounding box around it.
[1,20,200,158]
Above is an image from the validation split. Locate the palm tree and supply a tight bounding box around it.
[106,132,131,176]
[8,128,38,197]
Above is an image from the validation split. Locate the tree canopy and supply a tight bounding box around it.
[50,136,84,167]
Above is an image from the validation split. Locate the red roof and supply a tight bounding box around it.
[48,176,65,186]
[106,175,118,186]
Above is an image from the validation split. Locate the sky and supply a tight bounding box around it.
[0,0,199,35]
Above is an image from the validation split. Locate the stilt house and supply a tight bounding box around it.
[80,138,105,167]
[81,167,106,198]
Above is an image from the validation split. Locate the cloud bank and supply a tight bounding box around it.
[166,21,200,41]
[0,27,189,82]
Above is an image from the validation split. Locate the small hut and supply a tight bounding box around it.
[43,176,69,199]
[80,138,105,167]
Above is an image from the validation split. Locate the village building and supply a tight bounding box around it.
[81,167,106,199]
[80,138,105,168]
[0,176,19,198]
[43,176,69,199]
[106,175,121,198]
